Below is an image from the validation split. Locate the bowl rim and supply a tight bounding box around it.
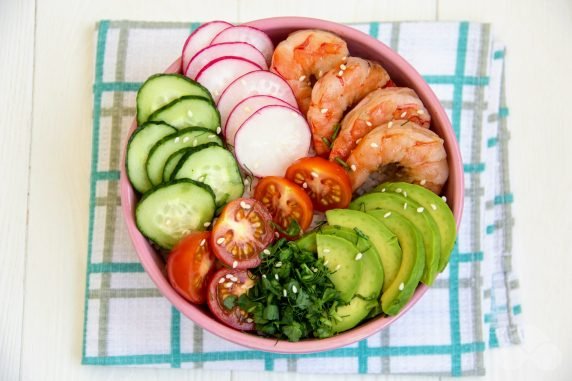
[119,16,464,354]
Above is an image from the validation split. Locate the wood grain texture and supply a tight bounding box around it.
[439,1,572,380]
[0,0,36,380]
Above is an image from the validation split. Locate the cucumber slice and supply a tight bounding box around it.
[136,74,213,125]
[126,121,177,194]
[148,95,221,131]
[173,144,244,207]
[136,179,216,249]
[146,128,222,186]
[163,149,187,183]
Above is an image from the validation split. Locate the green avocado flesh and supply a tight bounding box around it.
[368,209,425,315]
[376,182,457,272]
[316,234,362,303]
[350,192,441,286]
[325,209,401,291]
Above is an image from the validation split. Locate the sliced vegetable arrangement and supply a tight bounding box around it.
[125,21,457,342]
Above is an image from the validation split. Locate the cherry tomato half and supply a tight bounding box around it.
[253,177,313,238]
[285,157,352,212]
[167,232,216,304]
[210,198,274,269]
[207,268,256,330]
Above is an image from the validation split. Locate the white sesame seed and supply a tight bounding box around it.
[442,196,447,202]
[334,264,341,271]
[388,121,393,128]
[399,282,405,291]
[417,109,425,115]
[384,212,391,218]
[219,277,225,284]
[275,274,279,280]
[302,182,308,189]
[262,274,267,278]
[337,70,344,76]
[263,249,271,255]
[403,202,408,210]
[311,171,319,178]
[208,134,216,139]
[225,282,233,288]
[252,222,261,228]
[299,75,306,81]
[370,142,379,148]
[232,260,238,268]
[243,178,250,185]
[400,111,407,118]
[365,121,372,127]
[230,276,238,282]
[350,164,357,171]
[318,70,323,77]
[320,108,328,114]
[417,207,425,213]
[431,203,437,210]
[420,179,427,185]
[187,110,194,118]
[381,188,386,192]
[311,267,318,272]
[324,260,329,266]
[283,289,287,297]
[323,248,330,254]
[240,201,251,210]
[216,126,222,134]
[200,238,206,246]
[174,137,181,143]
[356,138,362,144]
[226,274,233,279]
[275,261,282,268]
[182,136,190,143]
[292,285,298,293]
[192,138,198,146]
[275,232,279,238]
[203,221,211,228]
[164,218,172,226]
[403,191,408,197]
[395,188,402,193]
[342,56,347,61]
[340,64,347,70]
[355,252,363,261]
[246,318,254,323]
[216,237,225,245]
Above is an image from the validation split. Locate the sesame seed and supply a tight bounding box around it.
[226,274,233,279]
[323,248,330,253]
[311,171,319,178]
[275,261,283,268]
[403,191,408,197]
[213,90,219,97]
[370,142,379,148]
[442,196,447,202]
[311,267,318,272]
[216,126,222,134]
[381,188,386,192]
[246,318,254,323]
[299,75,306,81]
[187,110,193,118]
[417,207,425,213]
[263,249,271,255]
[337,70,344,76]
[395,188,402,193]
[275,274,279,280]
[230,276,238,282]
[164,219,172,226]
[283,289,287,297]
[355,252,363,261]
[240,201,251,210]
[244,178,250,185]
[399,282,405,291]
[216,237,225,245]
[365,121,372,127]
[182,136,190,143]
[324,260,329,266]
[200,238,206,246]
[350,164,357,171]
[340,64,347,70]
[208,134,216,139]
[403,202,408,210]
[292,285,298,293]
[342,56,347,61]
[318,70,323,77]
[356,138,362,144]
[431,203,437,210]
[400,111,407,118]
[204,221,211,227]
[262,274,267,278]
[275,232,279,238]
[174,137,180,143]
[232,260,238,268]
[384,212,391,218]
[192,138,198,146]
[219,277,225,284]
[225,282,233,288]
[302,182,308,189]
[420,179,427,185]
[320,108,328,114]
[388,121,393,128]
[417,109,425,115]
[334,264,341,271]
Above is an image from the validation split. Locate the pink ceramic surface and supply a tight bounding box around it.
[120,17,465,354]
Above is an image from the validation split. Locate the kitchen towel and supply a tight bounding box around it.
[82,20,522,376]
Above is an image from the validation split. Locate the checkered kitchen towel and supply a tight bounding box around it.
[82,20,523,376]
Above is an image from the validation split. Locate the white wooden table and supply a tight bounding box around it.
[1,0,571,380]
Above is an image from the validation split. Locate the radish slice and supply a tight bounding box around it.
[217,71,297,127]
[225,95,299,145]
[211,26,274,65]
[185,42,268,79]
[181,21,233,72]
[195,57,262,102]
[234,105,311,177]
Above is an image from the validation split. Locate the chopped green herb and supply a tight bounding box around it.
[331,123,341,141]
[334,157,351,171]
[271,219,301,237]
[223,295,237,310]
[321,136,332,149]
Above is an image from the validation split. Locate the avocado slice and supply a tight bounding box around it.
[325,209,401,291]
[368,209,425,315]
[316,234,363,303]
[377,182,456,272]
[296,231,317,252]
[333,298,379,333]
[350,192,441,286]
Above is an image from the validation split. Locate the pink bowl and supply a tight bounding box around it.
[120,16,464,354]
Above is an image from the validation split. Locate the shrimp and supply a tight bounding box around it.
[270,30,349,115]
[307,57,390,156]
[329,87,431,161]
[347,120,449,194]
